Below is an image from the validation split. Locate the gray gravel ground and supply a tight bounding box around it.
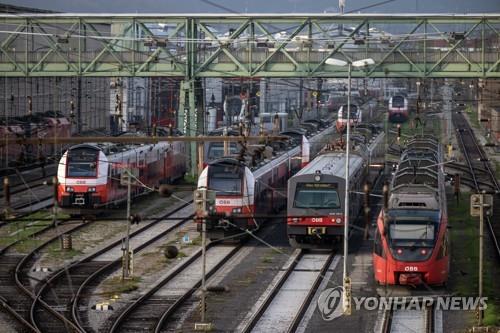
[167,220,295,332]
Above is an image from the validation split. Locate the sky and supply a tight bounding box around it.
[2,0,500,14]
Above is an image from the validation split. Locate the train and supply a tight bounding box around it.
[388,95,409,123]
[57,131,187,215]
[204,127,243,164]
[335,103,361,133]
[286,125,385,248]
[196,124,334,240]
[0,111,71,168]
[373,135,449,286]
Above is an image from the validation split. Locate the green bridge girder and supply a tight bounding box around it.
[0,13,498,79]
[1,13,499,174]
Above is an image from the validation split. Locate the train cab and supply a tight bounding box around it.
[388,95,409,123]
[57,144,108,209]
[336,104,360,133]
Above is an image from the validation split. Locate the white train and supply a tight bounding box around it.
[287,125,385,248]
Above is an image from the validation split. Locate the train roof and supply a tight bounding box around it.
[294,152,364,179]
[208,127,241,136]
[389,135,443,210]
[208,157,243,166]
[65,131,177,156]
[67,143,100,151]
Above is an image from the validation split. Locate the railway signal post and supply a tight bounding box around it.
[470,193,493,326]
[194,188,216,331]
[121,169,135,280]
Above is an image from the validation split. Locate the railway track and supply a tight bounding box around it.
[0,218,89,333]
[105,243,241,333]
[0,165,57,193]
[0,183,53,217]
[381,303,434,333]
[240,250,336,333]
[452,111,500,260]
[29,201,193,333]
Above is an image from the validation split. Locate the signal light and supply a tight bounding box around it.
[129,214,141,225]
[158,184,173,197]
[194,189,206,216]
[198,300,207,313]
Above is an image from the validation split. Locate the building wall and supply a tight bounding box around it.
[478,79,500,142]
[0,77,110,134]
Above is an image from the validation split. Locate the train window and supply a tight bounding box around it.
[388,223,435,247]
[374,230,384,257]
[392,96,405,107]
[293,183,340,209]
[437,230,449,259]
[67,148,98,177]
[208,164,243,195]
[207,143,239,160]
[338,104,359,120]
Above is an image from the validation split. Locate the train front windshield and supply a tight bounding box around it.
[293,183,340,209]
[207,143,239,160]
[389,223,435,247]
[208,164,243,195]
[392,96,405,108]
[338,105,359,120]
[67,148,98,177]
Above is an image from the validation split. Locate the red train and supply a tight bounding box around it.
[0,111,71,168]
[57,132,186,215]
[388,95,409,123]
[335,104,361,133]
[373,136,449,286]
[286,125,385,248]
[196,125,334,240]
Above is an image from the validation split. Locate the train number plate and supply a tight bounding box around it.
[307,227,326,235]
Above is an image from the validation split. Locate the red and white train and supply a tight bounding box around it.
[196,125,334,240]
[335,104,361,133]
[373,136,449,286]
[388,95,409,123]
[287,126,385,248]
[57,133,186,214]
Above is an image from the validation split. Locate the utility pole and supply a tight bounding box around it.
[343,62,352,316]
[470,193,493,326]
[122,169,133,280]
[77,76,82,134]
[478,193,483,326]
[194,189,216,331]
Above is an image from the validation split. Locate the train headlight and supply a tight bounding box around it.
[66,186,74,192]
[335,218,342,224]
[87,187,96,193]
[314,170,321,182]
[292,217,300,223]
[232,207,242,214]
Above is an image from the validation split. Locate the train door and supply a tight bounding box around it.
[165,147,173,183]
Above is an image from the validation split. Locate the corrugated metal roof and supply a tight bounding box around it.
[296,152,364,179]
